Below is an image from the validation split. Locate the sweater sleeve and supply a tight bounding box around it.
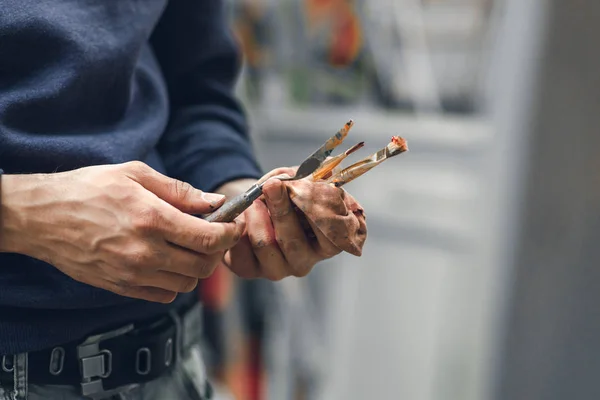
[150,0,263,192]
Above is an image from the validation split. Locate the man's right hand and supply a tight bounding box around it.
[0,161,245,303]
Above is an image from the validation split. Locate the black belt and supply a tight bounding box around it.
[1,297,203,398]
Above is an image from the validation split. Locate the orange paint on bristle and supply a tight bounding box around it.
[391,136,408,153]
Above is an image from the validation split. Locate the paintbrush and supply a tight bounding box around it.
[326,136,408,187]
[311,141,365,181]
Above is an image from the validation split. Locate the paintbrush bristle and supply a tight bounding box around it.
[345,141,365,156]
[386,136,408,156]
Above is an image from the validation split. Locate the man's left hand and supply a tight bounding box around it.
[214,170,342,281]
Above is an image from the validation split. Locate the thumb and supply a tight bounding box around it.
[123,161,225,213]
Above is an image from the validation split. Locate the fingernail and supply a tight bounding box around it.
[203,192,225,203]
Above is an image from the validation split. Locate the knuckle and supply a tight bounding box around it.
[123,160,148,174]
[124,244,153,267]
[196,231,220,253]
[131,206,159,232]
[173,180,194,200]
[251,236,276,250]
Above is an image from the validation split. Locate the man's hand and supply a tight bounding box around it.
[0,161,245,303]
[216,168,342,281]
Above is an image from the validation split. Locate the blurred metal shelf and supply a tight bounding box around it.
[248,107,492,152]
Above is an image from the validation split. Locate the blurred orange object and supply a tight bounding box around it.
[232,0,269,69]
[304,0,363,67]
[199,263,234,311]
[304,0,343,26]
[199,266,266,400]
[329,3,363,67]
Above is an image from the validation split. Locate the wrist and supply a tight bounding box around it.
[0,174,38,254]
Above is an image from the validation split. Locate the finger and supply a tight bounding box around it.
[123,161,226,213]
[222,212,261,279]
[306,218,343,260]
[159,243,223,279]
[245,200,289,281]
[128,287,178,303]
[223,236,261,279]
[101,260,199,294]
[262,179,316,276]
[69,261,179,304]
[135,270,199,293]
[158,207,246,254]
[106,281,178,304]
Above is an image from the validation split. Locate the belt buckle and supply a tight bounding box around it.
[77,324,135,399]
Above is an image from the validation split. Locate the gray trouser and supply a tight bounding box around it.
[0,304,212,400]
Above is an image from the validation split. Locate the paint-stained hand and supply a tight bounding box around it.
[219,167,342,281]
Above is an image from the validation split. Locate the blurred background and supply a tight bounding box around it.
[199,1,600,399]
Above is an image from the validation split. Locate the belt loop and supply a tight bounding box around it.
[164,338,174,368]
[135,347,152,376]
[1,355,14,373]
[49,347,65,376]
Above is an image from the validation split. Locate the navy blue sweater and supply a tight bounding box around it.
[0,0,262,355]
